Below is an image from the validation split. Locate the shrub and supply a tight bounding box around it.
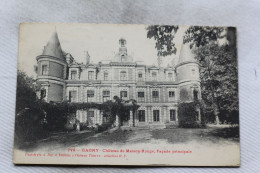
[178,101,204,128]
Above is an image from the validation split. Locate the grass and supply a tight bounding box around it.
[151,126,239,145]
[86,129,134,145]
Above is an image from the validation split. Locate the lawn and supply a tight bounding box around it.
[18,125,239,151]
[151,126,239,145]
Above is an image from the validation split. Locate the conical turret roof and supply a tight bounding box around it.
[42,31,65,60]
[178,43,196,64]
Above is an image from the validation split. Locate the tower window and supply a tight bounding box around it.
[170,110,176,121]
[104,71,108,80]
[103,90,110,102]
[71,71,77,80]
[152,91,159,102]
[193,89,199,100]
[137,92,145,102]
[40,89,46,100]
[153,110,160,122]
[88,71,94,80]
[120,71,127,80]
[42,65,48,75]
[192,69,196,75]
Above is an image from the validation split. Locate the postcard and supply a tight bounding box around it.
[13,23,239,166]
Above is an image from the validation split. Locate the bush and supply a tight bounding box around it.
[178,101,204,128]
[96,123,112,133]
[15,107,48,148]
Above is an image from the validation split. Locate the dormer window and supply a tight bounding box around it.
[71,70,77,80]
[138,72,143,81]
[120,71,127,80]
[104,71,108,80]
[152,72,157,81]
[88,71,94,80]
[168,72,173,80]
[121,55,126,62]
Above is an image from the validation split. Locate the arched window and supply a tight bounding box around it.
[104,71,108,80]
[40,88,46,100]
[193,89,199,100]
[121,55,126,62]
[120,71,127,80]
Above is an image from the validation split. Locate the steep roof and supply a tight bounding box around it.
[42,31,65,60]
[178,43,196,64]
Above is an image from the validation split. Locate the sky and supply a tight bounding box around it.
[18,23,188,78]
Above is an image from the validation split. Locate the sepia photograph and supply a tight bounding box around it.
[13,23,239,166]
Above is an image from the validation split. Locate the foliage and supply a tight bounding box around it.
[178,101,205,128]
[184,27,238,124]
[146,25,179,56]
[183,26,225,48]
[16,70,38,113]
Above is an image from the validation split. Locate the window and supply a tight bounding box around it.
[192,69,196,75]
[138,73,143,81]
[138,110,145,122]
[120,91,127,98]
[121,55,126,62]
[42,65,48,75]
[103,90,110,102]
[88,71,94,80]
[168,72,173,80]
[169,91,175,98]
[170,110,176,121]
[193,89,198,100]
[104,71,108,80]
[86,90,94,102]
[40,89,46,99]
[71,70,77,80]
[153,110,160,122]
[87,111,94,117]
[152,91,159,102]
[120,71,127,80]
[69,91,77,102]
[137,92,145,102]
[152,72,157,81]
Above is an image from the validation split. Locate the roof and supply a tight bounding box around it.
[178,43,196,64]
[42,31,65,61]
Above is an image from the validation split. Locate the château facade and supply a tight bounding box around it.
[36,32,201,128]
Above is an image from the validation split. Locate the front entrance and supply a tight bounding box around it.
[121,111,130,126]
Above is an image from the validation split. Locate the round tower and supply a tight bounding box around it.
[176,43,201,102]
[36,31,66,102]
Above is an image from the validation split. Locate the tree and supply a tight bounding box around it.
[16,70,37,113]
[183,26,225,48]
[184,27,238,124]
[146,25,179,57]
[146,25,238,124]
